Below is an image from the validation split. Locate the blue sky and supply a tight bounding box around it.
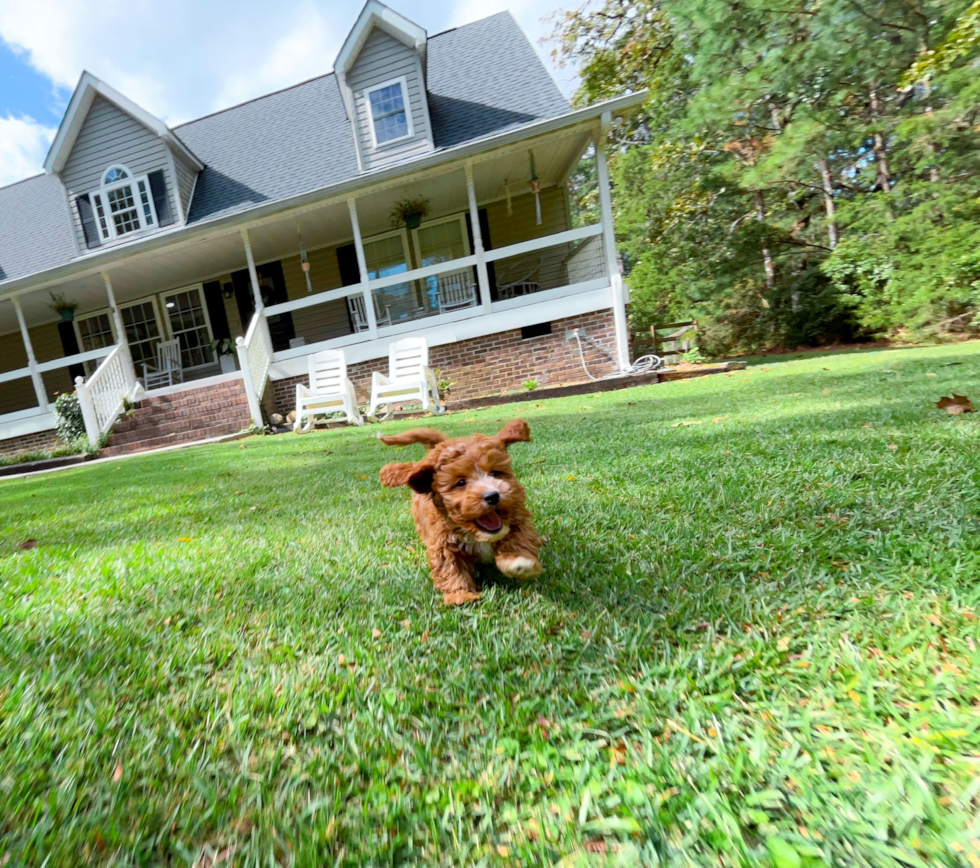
[0,0,576,188]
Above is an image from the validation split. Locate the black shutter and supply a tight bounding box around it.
[336,244,361,332]
[231,269,255,331]
[57,321,85,382]
[465,208,497,300]
[257,261,295,352]
[148,170,174,227]
[202,280,231,343]
[76,194,101,249]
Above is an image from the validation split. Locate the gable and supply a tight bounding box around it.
[347,27,433,171]
[61,96,182,249]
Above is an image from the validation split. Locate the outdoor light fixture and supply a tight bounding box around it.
[222,282,234,300]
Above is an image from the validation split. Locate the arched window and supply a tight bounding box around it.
[90,164,157,241]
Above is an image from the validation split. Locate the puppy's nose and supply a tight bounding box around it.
[483,491,500,506]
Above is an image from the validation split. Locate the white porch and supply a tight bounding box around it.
[0,107,629,447]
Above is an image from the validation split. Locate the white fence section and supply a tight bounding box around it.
[236,312,274,428]
[75,343,136,447]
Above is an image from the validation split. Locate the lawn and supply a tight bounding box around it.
[2,344,980,867]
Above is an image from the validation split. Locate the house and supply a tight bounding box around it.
[0,0,643,457]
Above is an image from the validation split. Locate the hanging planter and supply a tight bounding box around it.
[390,196,431,230]
[528,151,542,226]
[49,292,78,322]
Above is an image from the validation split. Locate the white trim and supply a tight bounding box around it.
[0,410,56,442]
[35,346,113,374]
[45,71,203,175]
[410,213,470,268]
[490,278,610,312]
[364,76,414,149]
[165,149,186,225]
[90,165,159,241]
[484,223,603,263]
[5,92,646,297]
[0,366,31,386]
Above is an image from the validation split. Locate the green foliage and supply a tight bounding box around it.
[53,391,86,445]
[389,196,431,228]
[521,379,539,391]
[47,292,78,315]
[551,0,980,349]
[435,369,457,399]
[1,345,979,863]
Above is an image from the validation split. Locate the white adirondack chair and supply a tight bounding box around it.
[143,339,183,389]
[294,349,364,431]
[348,294,392,332]
[436,271,478,314]
[367,337,445,421]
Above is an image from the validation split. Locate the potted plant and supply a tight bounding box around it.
[210,337,238,374]
[49,292,79,322]
[390,196,431,230]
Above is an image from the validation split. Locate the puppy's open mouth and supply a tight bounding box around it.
[474,511,503,533]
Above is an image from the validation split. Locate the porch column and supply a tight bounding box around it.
[595,111,631,372]
[347,198,379,338]
[465,163,492,314]
[240,228,264,313]
[11,297,49,413]
[102,271,137,394]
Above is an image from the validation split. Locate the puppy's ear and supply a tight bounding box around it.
[496,419,531,448]
[379,458,437,493]
[378,428,446,450]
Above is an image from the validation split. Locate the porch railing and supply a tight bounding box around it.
[236,312,273,428]
[75,343,136,447]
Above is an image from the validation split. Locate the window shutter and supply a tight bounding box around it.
[336,244,361,332]
[202,281,231,342]
[76,194,101,249]
[148,171,174,227]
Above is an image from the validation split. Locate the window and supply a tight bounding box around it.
[75,312,116,376]
[162,287,213,370]
[412,215,472,311]
[89,164,158,241]
[365,77,413,146]
[363,230,418,321]
[121,300,163,372]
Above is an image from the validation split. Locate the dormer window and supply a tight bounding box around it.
[90,164,157,241]
[366,77,413,146]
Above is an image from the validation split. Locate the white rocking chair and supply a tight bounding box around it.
[348,293,392,332]
[367,337,445,421]
[436,271,479,314]
[294,349,364,431]
[495,255,541,300]
[143,339,183,390]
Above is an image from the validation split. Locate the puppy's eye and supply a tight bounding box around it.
[455,479,467,488]
[490,470,505,479]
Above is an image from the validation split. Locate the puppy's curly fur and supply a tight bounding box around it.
[379,420,542,605]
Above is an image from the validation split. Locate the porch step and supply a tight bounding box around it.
[102,378,253,457]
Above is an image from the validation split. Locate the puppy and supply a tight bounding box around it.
[379,420,542,605]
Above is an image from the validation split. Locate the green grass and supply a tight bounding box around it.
[2,344,980,867]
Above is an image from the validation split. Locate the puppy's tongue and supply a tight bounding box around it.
[475,511,502,532]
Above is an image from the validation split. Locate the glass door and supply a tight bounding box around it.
[161,286,214,371]
[120,299,164,375]
[412,215,473,314]
[363,231,416,324]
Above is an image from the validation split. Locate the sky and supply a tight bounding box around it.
[0,0,577,189]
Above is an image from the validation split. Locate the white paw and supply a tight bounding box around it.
[497,556,542,580]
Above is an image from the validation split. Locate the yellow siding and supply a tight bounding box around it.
[280,246,352,345]
[0,321,73,414]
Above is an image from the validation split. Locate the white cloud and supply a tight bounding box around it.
[0,115,55,185]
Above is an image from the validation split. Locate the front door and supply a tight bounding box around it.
[120,299,164,377]
[231,261,295,352]
[74,312,115,375]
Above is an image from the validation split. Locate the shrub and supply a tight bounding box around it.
[522,379,539,391]
[54,392,86,445]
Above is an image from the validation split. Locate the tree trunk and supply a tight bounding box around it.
[869,89,892,191]
[817,159,839,248]
[754,190,776,289]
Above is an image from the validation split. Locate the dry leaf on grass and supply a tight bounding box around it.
[372,629,381,639]
[112,761,123,782]
[936,394,974,415]
[17,539,37,550]
[584,840,607,854]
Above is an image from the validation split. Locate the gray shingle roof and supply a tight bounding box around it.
[0,11,568,285]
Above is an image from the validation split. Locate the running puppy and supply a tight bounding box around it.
[379,420,542,605]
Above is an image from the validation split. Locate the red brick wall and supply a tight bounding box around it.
[0,428,61,458]
[268,310,619,415]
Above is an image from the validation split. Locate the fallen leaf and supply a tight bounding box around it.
[583,840,607,854]
[777,637,790,651]
[926,372,937,377]
[357,475,368,480]
[337,654,347,666]
[421,629,430,643]
[936,394,974,415]
[164,617,172,627]
[112,761,123,782]
[862,423,873,429]
[178,537,193,542]
[17,539,37,550]
[887,444,898,451]
[372,629,381,639]
[496,845,510,857]
[822,387,831,397]
[401,619,411,629]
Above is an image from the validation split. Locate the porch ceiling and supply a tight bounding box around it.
[0,124,590,337]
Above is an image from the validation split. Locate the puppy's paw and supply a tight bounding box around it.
[496,555,542,581]
[443,590,482,606]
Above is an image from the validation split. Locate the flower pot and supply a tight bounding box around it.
[59,309,75,322]
[219,354,237,374]
[404,213,423,230]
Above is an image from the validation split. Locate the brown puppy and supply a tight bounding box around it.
[379,420,542,605]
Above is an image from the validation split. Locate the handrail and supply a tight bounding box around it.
[368,255,478,291]
[484,223,602,264]
[35,346,113,374]
[236,311,273,427]
[74,342,132,447]
[265,283,364,317]
[0,366,31,386]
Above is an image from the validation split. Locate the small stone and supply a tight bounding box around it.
[286,411,297,424]
[270,413,284,426]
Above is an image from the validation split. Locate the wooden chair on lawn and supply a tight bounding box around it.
[142,339,183,390]
[367,337,445,421]
[294,349,364,431]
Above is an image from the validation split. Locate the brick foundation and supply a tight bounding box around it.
[268,310,620,415]
[0,428,61,459]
